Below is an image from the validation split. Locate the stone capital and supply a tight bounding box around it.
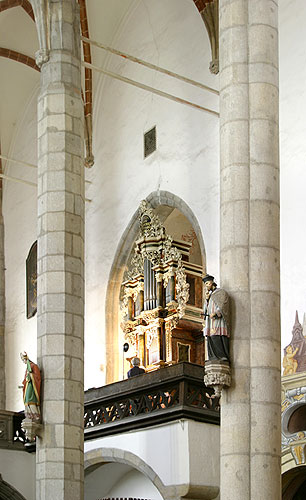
[35,48,50,68]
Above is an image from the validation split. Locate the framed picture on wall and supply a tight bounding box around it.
[26,241,37,319]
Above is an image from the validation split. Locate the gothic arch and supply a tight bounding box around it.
[105,190,206,383]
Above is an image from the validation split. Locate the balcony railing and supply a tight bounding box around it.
[84,362,220,440]
[0,410,27,450]
[4,362,220,451]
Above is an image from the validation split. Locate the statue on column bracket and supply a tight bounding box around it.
[202,274,231,397]
[19,352,42,441]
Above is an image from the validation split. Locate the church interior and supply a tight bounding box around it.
[1,0,306,499]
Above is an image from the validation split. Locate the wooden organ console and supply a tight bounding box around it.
[121,201,204,371]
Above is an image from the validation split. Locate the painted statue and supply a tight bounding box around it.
[20,352,41,422]
[203,274,230,362]
[283,345,298,376]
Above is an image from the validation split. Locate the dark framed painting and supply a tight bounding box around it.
[177,342,190,363]
[26,241,37,319]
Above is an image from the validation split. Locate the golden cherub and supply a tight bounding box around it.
[283,345,299,376]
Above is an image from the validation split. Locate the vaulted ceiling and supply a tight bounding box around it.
[0,0,210,162]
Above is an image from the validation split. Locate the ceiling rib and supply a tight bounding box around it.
[0,47,39,71]
[0,0,34,20]
[83,61,219,116]
[81,35,219,96]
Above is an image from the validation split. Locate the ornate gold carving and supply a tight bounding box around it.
[281,399,291,413]
[132,282,144,302]
[142,248,161,266]
[293,394,305,401]
[165,315,178,360]
[163,268,175,288]
[124,328,137,348]
[121,201,191,352]
[156,272,163,283]
[291,432,306,465]
[145,326,158,349]
[138,200,165,238]
[142,308,161,322]
[126,252,144,281]
[175,258,190,318]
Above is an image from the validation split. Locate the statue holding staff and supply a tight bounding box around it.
[19,352,41,422]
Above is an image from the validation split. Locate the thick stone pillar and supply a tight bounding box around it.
[36,1,84,499]
[219,1,280,499]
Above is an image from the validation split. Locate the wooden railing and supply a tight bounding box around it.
[4,362,220,451]
[84,362,220,439]
[0,410,27,450]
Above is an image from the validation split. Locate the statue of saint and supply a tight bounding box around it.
[20,352,41,422]
[283,345,299,376]
[203,274,230,362]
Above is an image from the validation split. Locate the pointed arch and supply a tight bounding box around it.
[105,191,206,383]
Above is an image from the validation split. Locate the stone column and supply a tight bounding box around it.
[219,1,280,499]
[0,156,5,410]
[35,1,84,499]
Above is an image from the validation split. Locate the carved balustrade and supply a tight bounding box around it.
[0,410,27,450]
[5,363,220,452]
[84,362,220,439]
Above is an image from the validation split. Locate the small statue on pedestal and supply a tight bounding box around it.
[203,274,230,362]
[19,352,42,441]
[202,274,231,396]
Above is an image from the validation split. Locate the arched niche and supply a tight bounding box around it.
[105,191,206,384]
[0,474,27,500]
[85,463,163,500]
[282,465,306,500]
[288,404,306,434]
[283,402,306,438]
[85,448,166,500]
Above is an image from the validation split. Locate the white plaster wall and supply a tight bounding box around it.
[4,0,306,408]
[279,0,306,348]
[85,463,163,500]
[84,419,220,489]
[85,0,220,389]
[3,88,38,411]
[2,1,219,409]
[0,448,36,499]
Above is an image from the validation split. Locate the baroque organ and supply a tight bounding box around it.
[121,201,205,371]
